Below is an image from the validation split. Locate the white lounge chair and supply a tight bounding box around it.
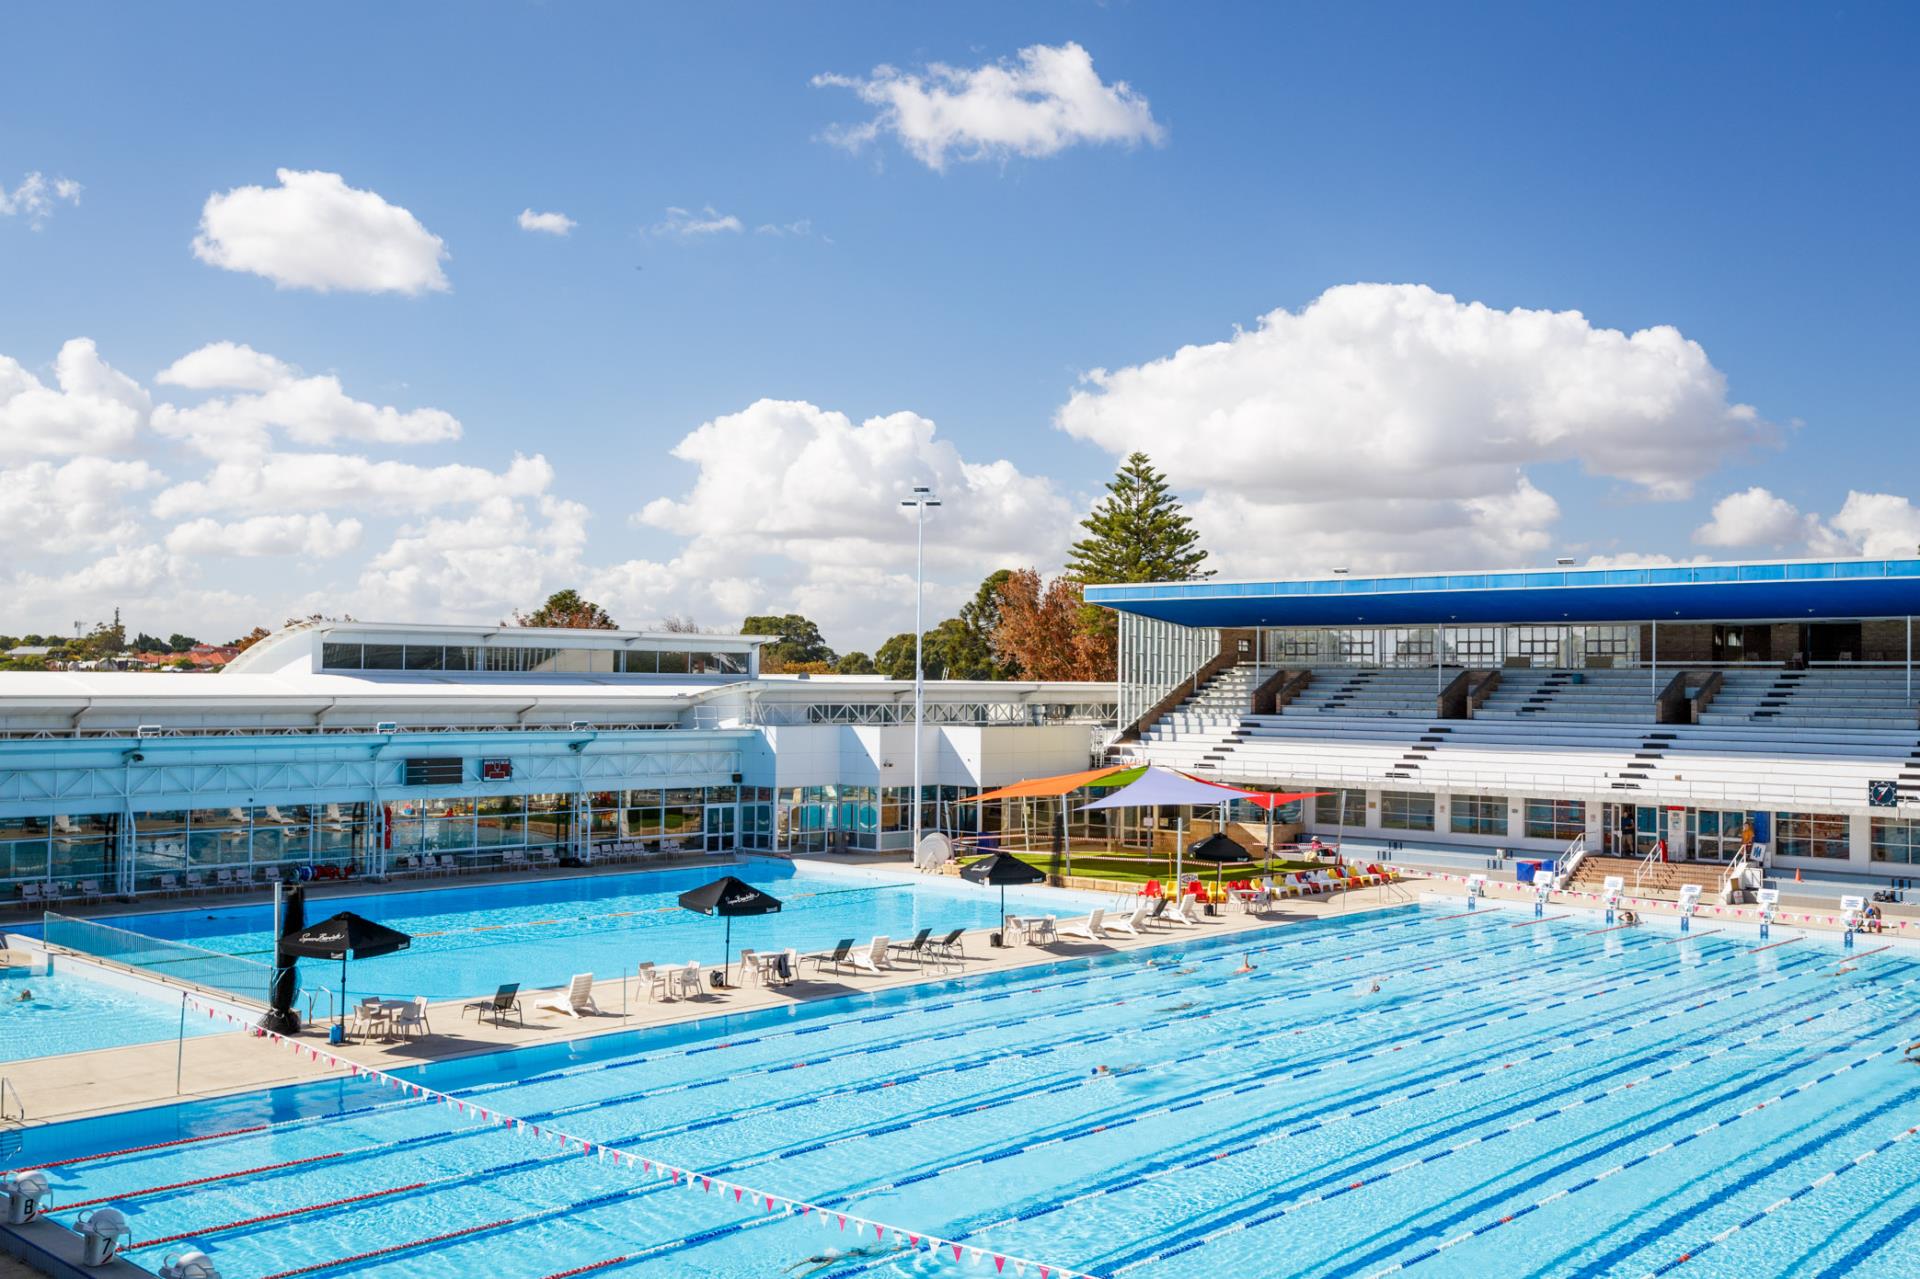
[1105,902,1152,937]
[1175,896,1208,925]
[1058,908,1107,941]
[850,937,891,975]
[536,973,602,1018]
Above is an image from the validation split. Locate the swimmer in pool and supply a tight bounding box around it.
[13,988,32,1002]
[785,1243,909,1276]
[1092,1063,1144,1077]
[1234,954,1256,973]
[1355,977,1382,997]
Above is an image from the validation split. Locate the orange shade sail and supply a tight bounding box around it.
[961,765,1130,804]
[1240,790,1330,810]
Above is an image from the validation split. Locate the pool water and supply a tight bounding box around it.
[14,903,1920,1278]
[84,860,1108,1003]
[0,964,226,1062]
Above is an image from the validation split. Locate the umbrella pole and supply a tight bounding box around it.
[339,954,348,1041]
[724,916,733,987]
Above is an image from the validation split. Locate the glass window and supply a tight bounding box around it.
[1871,818,1920,865]
[321,642,361,669]
[403,644,445,671]
[1314,789,1365,827]
[362,643,404,670]
[476,795,526,848]
[1525,799,1586,842]
[658,651,691,675]
[444,646,476,671]
[1380,791,1434,832]
[623,650,658,674]
[1451,794,1508,837]
[1777,812,1849,860]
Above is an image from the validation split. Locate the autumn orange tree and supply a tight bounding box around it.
[990,569,1115,681]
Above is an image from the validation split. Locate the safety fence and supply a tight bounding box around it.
[41,913,272,1004]
[161,995,1098,1279]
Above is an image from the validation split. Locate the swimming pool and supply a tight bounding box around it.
[0,961,227,1063]
[58,860,1109,1003]
[12,902,1920,1278]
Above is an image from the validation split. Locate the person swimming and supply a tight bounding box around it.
[785,1243,908,1276]
[1092,1063,1144,1077]
[1233,954,1256,973]
[1355,977,1382,997]
[13,988,32,1002]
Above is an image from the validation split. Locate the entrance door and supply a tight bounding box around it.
[1809,622,1862,664]
[702,804,735,853]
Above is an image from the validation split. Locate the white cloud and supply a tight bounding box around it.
[193,169,450,294]
[651,206,743,237]
[151,451,552,519]
[628,398,1072,638]
[0,172,83,228]
[1817,493,1920,559]
[755,219,813,237]
[152,341,461,457]
[518,208,577,236]
[0,339,150,461]
[813,42,1164,171]
[164,513,364,558]
[0,457,163,549]
[356,495,588,622]
[1693,486,1810,548]
[1056,283,1776,576]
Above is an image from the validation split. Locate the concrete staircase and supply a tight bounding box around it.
[1563,853,1731,902]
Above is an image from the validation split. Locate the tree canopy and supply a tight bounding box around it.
[1066,451,1211,584]
[514,589,617,629]
[742,613,836,671]
[990,568,1115,681]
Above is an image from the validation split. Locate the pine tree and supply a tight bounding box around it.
[1066,452,1212,584]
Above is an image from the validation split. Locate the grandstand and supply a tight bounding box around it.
[1091,557,1920,890]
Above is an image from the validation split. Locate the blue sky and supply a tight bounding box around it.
[2,2,1917,648]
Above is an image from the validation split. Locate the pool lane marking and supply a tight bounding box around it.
[1641,1126,1920,1277]
[44,1150,348,1212]
[128,1179,434,1249]
[1658,929,1722,943]
[1748,936,1805,954]
[1512,914,1572,927]
[814,958,1889,1279]
[904,962,1890,1279]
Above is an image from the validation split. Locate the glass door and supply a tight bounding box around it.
[702,804,735,853]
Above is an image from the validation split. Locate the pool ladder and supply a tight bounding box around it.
[0,1077,24,1158]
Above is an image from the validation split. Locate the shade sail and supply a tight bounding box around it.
[963,766,1129,803]
[1078,766,1260,811]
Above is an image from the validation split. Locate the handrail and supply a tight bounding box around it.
[301,984,334,1028]
[1632,841,1663,893]
[0,1076,23,1122]
[1556,833,1586,886]
[1718,852,1747,902]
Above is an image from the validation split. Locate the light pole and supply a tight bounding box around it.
[901,484,941,860]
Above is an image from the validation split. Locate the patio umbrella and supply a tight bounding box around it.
[279,911,412,1041]
[678,876,782,987]
[260,884,305,1035]
[960,851,1047,942]
[1187,832,1246,907]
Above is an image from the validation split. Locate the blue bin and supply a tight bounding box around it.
[1514,859,1542,884]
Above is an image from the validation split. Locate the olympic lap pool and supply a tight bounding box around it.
[13,902,1920,1278]
[78,859,1108,1003]
[0,961,230,1063]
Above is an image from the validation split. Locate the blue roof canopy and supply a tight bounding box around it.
[1084,558,1920,629]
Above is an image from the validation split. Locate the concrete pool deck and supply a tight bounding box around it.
[5,882,1419,1126]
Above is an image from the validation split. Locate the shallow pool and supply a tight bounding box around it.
[14,903,1920,1278]
[0,963,226,1062]
[63,859,1109,1003]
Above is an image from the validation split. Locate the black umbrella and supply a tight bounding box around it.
[279,911,412,1039]
[1188,833,1246,908]
[678,876,782,987]
[960,852,1047,942]
[260,885,305,1035]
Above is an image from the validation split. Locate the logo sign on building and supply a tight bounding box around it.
[1868,780,1898,808]
[481,758,513,781]
[403,757,464,787]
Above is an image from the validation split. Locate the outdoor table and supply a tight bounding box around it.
[1007,915,1051,945]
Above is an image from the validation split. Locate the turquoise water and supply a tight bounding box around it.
[0,964,226,1062]
[14,903,1920,1278]
[68,860,1107,1004]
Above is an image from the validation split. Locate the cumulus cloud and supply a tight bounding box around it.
[629,398,1072,637]
[1056,283,1776,576]
[755,219,813,237]
[1816,493,1920,559]
[650,206,743,237]
[0,457,163,548]
[356,495,589,621]
[517,208,577,236]
[193,169,450,294]
[0,339,150,461]
[813,42,1164,170]
[0,172,83,228]
[1693,486,1812,549]
[151,451,552,519]
[164,512,364,558]
[152,341,461,457]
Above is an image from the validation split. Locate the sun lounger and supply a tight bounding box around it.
[888,927,934,963]
[1104,902,1152,936]
[850,936,892,975]
[807,939,856,975]
[536,972,602,1018]
[928,927,967,968]
[461,982,524,1027]
[1058,908,1107,941]
[1175,896,1208,924]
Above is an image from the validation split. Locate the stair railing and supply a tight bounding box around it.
[1632,841,1664,894]
[1554,833,1586,887]
[0,1076,23,1122]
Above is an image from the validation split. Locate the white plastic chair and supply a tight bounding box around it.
[536,973,602,1018]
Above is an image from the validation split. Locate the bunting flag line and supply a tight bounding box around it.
[188,994,1099,1279]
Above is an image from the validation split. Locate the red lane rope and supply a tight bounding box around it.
[1510,914,1571,928]
[1659,929,1723,943]
[1582,923,1637,936]
[47,1151,346,1212]
[536,1259,632,1279]
[253,1218,513,1279]
[1748,936,1804,954]
[5,1122,273,1174]
[132,1180,429,1249]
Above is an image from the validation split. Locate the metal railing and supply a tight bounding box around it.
[1632,842,1665,893]
[1556,834,1587,886]
[0,1076,23,1122]
[41,912,272,1004]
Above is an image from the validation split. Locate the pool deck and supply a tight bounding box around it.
[5,882,1414,1127]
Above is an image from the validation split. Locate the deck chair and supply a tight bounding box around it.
[461,982,523,1027]
[536,973,601,1019]
[1104,902,1152,937]
[1058,908,1107,941]
[888,928,934,963]
[1175,895,1208,924]
[850,936,891,975]
[807,939,856,975]
[928,927,967,968]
